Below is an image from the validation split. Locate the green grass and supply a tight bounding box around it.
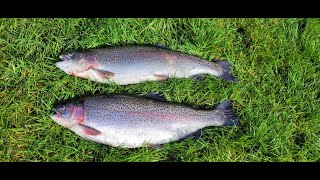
[0,18,319,162]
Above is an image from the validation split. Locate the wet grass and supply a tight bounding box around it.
[0,18,319,162]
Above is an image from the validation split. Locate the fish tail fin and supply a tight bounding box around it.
[215,60,236,82]
[214,100,240,127]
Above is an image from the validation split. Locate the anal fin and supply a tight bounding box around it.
[149,144,162,149]
[191,74,205,81]
[190,129,202,139]
[182,129,202,140]
[79,124,101,136]
[154,74,169,81]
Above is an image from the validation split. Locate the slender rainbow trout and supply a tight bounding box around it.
[50,94,240,148]
[56,45,236,85]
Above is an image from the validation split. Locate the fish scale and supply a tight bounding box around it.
[56,45,236,85]
[51,95,240,148]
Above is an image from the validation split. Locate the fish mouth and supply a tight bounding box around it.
[59,55,69,61]
[59,55,66,61]
[50,113,78,128]
[55,61,64,69]
[50,113,57,119]
[50,113,61,121]
[54,61,71,74]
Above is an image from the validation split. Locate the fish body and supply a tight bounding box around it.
[56,46,235,85]
[51,95,239,148]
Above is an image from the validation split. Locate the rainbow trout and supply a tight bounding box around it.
[50,94,240,148]
[56,45,236,85]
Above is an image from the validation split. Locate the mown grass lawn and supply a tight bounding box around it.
[0,18,319,162]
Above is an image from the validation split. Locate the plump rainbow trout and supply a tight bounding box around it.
[56,45,236,85]
[50,94,240,148]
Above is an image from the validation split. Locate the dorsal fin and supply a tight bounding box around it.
[147,44,171,50]
[143,92,167,102]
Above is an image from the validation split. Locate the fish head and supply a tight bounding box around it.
[50,102,85,128]
[56,52,95,76]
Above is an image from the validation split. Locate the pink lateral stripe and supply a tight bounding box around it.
[108,110,187,121]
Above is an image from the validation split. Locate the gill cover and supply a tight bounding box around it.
[56,52,95,74]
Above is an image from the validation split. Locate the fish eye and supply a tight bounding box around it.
[62,110,70,117]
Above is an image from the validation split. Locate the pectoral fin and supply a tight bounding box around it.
[92,68,115,79]
[79,124,101,136]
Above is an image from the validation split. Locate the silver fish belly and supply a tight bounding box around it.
[51,95,240,148]
[56,46,236,85]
